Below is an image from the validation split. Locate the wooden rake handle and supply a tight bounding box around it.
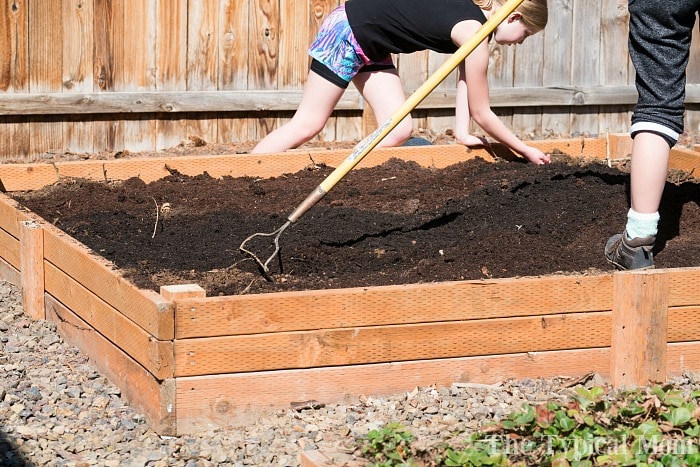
[287,0,525,223]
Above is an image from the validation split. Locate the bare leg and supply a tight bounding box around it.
[630,132,670,213]
[353,69,413,147]
[251,72,346,154]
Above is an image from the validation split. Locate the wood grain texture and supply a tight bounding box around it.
[0,0,29,92]
[46,295,177,435]
[174,274,613,338]
[19,221,44,319]
[175,347,611,431]
[611,270,669,387]
[173,312,611,376]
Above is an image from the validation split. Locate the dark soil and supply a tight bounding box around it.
[12,152,700,296]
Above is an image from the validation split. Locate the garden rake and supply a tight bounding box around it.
[240,0,525,279]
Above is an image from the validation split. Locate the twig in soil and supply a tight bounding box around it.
[240,278,256,295]
[151,197,159,239]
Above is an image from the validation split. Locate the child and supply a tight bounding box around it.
[251,0,551,165]
[605,0,698,270]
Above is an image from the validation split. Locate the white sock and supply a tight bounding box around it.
[625,208,660,239]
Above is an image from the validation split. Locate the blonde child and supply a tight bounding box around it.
[251,0,550,165]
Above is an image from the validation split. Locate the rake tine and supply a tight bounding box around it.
[239,221,291,281]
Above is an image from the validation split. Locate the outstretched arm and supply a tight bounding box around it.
[454,62,489,147]
[451,21,549,164]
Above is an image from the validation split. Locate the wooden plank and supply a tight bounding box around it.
[311,0,341,143]
[0,193,25,238]
[667,267,700,307]
[173,311,611,376]
[669,306,700,343]
[487,35,515,132]
[160,284,206,301]
[154,0,187,149]
[28,0,62,92]
[279,0,308,89]
[598,0,631,134]
[250,0,280,140]
[511,25,544,136]
[607,133,633,161]
[45,295,177,435]
[44,261,173,380]
[93,0,124,152]
[0,0,29,92]
[219,0,247,90]
[0,163,61,193]
[0,116,31,161]
[120,0,157,152]
[28,0,63,158]
[62,0,94,93]
[399,49,430,135]
[175,347,611,432]
[611,270,669,387]
[64,114,94,155]
[541,0,573,136]
[186,0,219,143]
[668,341,700,376]
[5,85,700,116]
[175,274,613,338]
[217,0,250,143]
[669,147,700,175]
[42,226,174,340]
[570,0,602,136]
[0,256,20,287]
[0,144,485,191]
[19,220,44,320]
[0,227,21,271]
[0,139,604,192]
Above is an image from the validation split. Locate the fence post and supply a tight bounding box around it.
[19,220,45,320]
[611,270,669,387]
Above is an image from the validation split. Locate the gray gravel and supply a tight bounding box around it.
[4,278,686,466]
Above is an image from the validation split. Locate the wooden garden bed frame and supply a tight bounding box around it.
[0,135,699,437]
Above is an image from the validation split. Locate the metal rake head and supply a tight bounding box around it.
[239,221,291,281]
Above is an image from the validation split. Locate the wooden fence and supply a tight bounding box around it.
[1,0,700,161]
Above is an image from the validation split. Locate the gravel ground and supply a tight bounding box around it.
[4,278,693,466]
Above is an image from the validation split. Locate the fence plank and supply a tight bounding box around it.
[186,0,218,143]
[512,30,544,137]
[93,0,125,152]
[599,0,631,134]
[0,0,29,159]
[218,0,250,143]
[155,0,187,149]
[28,0,63,158]
[426,51,456,136]
[0,0,29,92]
[62,0,95,155]
[541,0,573,137]
[571,0,601,136]
[121,0,157,152]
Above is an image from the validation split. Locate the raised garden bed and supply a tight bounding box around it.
[1,135,699,435]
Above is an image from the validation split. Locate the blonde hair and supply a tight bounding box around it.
[473,0,548,33]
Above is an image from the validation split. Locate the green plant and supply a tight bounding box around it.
[357,383,700,466]
[363,422,417,466]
